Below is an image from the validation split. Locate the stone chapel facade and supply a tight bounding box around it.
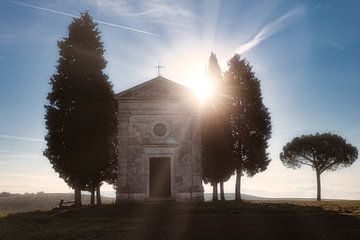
[115,76,204,201]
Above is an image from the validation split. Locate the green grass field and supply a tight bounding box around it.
[1,200,359,240]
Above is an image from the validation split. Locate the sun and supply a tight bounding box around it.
[190,76,214,101]
[196,80,214,101]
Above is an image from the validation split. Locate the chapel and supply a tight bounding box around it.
[115,76,204,201]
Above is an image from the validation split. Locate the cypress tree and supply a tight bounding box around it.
[44,12,118,206]
[208,52,222,82]
[225,54,271,201]
[202,52,234,201]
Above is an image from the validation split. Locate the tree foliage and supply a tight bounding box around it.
[225,54,271,200]
[280,133,357,173]
[202,52,233,201]
[208,52,222,82]
[280,133,358,200]
[44,12,118,205]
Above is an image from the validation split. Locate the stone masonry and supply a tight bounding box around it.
[115,76,204,201]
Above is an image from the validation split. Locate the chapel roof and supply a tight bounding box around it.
[115,76,194,100]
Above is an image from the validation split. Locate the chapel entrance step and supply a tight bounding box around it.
[144,197,176,203]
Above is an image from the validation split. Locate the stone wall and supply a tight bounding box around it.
[115,80,204,202]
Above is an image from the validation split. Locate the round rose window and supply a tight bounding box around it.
[153,123,167,137]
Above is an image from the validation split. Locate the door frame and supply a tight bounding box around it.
[149,157,172,198]
[144,152,174,198]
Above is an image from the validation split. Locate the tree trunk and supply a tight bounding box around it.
[212,183,218,201]
[74,183,81,207]
[115,193,121,205]
[316,170,321,201]
[220,181,225,201]
[90,188,95,205]
[96,185,102,205]
[235,168,242,201]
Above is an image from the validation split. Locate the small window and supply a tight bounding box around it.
[153,123,167,137]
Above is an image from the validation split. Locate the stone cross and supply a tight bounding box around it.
[155,62,165,76]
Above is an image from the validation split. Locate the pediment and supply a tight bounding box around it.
[116,76,194,100]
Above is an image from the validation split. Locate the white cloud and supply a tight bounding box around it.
[84,0,196,29]
[86,0,192,17]
[231,6,305,56]
[0,134,45,142]
[3,0,159,36]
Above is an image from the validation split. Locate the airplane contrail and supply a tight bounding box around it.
[230,6,304,57]
[0,134,45,142]
[2,0,160,37]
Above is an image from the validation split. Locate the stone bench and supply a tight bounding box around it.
[58,199,75,208]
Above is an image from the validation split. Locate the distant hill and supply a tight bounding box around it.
[204,193,270,201]
[0,192,267,213]
[0,192,115,214]
[203,193,347,201]
[2,191,343,214]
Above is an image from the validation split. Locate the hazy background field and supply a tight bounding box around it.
[1,192,359,215]
[0,192,114,214]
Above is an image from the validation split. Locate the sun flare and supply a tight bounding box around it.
[190,76,214,101]
[194,80,214,101]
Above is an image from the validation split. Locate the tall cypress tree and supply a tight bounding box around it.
[202,52,234,201]
[225,54,271,201]
[44,12,118,206]
[208,52,222,82]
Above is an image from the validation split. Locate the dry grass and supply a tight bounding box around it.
[253,200,360,216]
[0,200,360,240]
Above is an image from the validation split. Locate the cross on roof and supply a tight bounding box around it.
[155,62,165,76]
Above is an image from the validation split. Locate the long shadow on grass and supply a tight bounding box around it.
[0,201,359,240]
[185,201,360,240]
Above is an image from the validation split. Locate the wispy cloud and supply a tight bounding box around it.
[0,152,45,159]
[0,150,34,154]
[0,173,53,180]
[86,0,192,18]
[326,39,346,51]
[0,134,45,142]
[1,0,159,36]
[231,6,305,55]
[85,0,196,29]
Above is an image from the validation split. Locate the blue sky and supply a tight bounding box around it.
[0,0,360,199]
